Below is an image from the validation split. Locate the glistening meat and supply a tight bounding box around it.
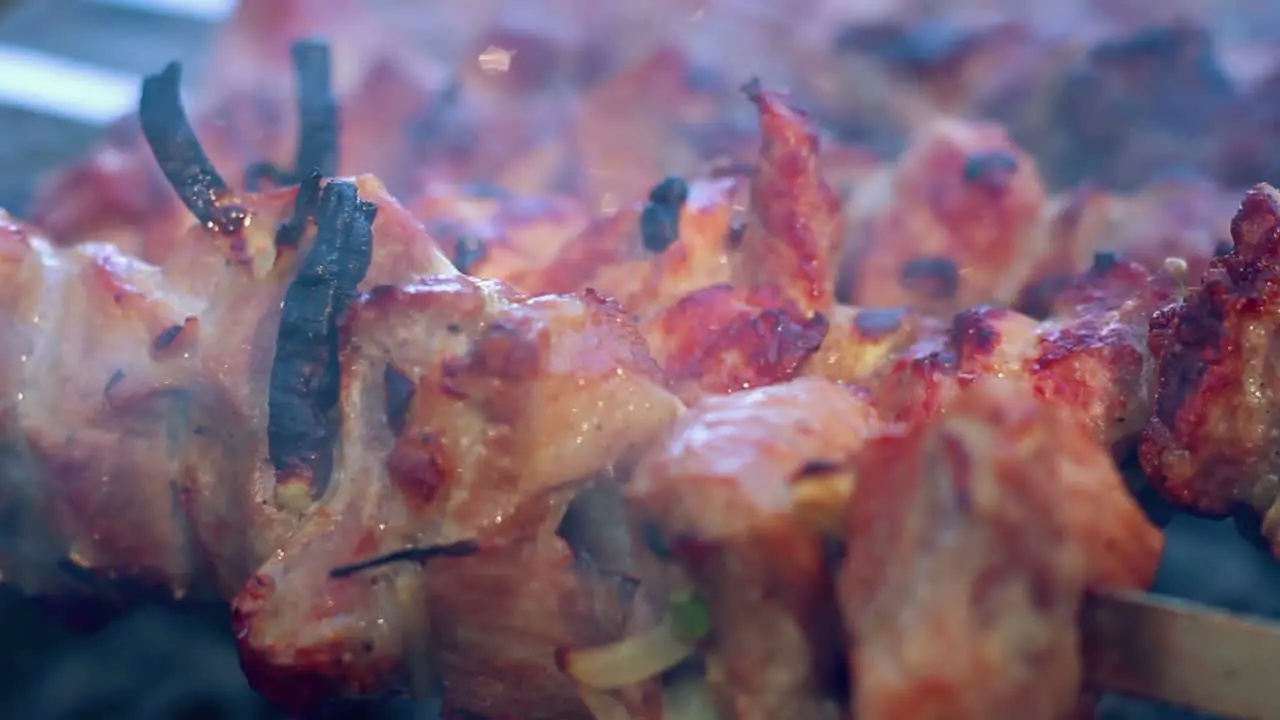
[6,1,1280,718]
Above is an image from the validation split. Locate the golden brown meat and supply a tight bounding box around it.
[518,176,742,316]
[843,118,1048,313]
[1018,176,1233,312]
[626,377,880,720]
[1140,183,1280,549]
[840,377,1163,720]
[639,82,844,404]
[868,254,1182,457]
[801,304,938,386]
[732,80,845,317]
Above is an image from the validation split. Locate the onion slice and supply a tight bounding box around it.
[790,468,857,538]
[580,689,635,720]
[558,595,710,690]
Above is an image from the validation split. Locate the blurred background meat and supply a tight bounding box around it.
[4,1,1280,719]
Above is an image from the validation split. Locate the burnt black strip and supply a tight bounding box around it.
[290,40,340,179]
[383,363,415,436]
[267,180,376,498]
[640,176,689,253]
[244,40,340,191]
[153,324,184,351]
[329,540,480,579]
[274,170,324,248]
[103,369,126,400]
[139,62,247,234]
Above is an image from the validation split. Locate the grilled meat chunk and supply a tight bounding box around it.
[872,256,1181,457]
[841,378,1163,720]
[1141,184,1280,551]
[232,275,682,717]
[627,377,880,720]
[0,176,451,602]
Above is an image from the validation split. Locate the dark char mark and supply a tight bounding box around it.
[1090,251,1120,274]
[962,150,1018,187]
[854,307,907,339]
[452,235,487,274]
[641,518,674,559]
[640,176,690,253]
[900,256,960,300]
[267,180,376,499]
[329,539,480,578]
[153,323,184,351]
[139,62,247,234]
[383,363,415,436]
[245,40,340,191]
[797,459,843,476]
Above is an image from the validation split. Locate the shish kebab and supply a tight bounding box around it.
[2,38,1280,720]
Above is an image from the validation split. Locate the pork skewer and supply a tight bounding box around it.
[5,35,1280,720]
[1,44,682,719]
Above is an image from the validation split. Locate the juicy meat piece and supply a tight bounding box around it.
[733,81,845,317]
[633,83,845,403]
[628,377,881,720]
[840,378,1163,720]
[0,178,452,601]
[845,118,1047,313]
[641,284,829,405]
[802,305,938,386]
[232,275,683,717]
[1140,183,1280,550]
[1079,176,1233,281]
[1019,177,1234,310]
[526,79,840,329]
[524,177,742,317]
[872,255,1180,457]
[411,183,591,290]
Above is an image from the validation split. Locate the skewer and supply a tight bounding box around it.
[794,475,1280,718]
[1083,588,1280,720]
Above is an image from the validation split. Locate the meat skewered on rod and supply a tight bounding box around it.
[5,33,1280,720]
[0,43,682,719]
